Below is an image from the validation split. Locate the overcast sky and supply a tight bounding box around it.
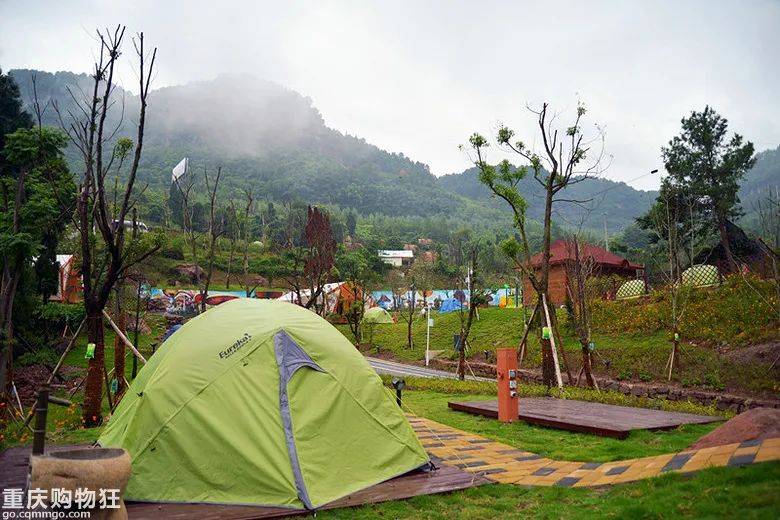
[2,0,779,190]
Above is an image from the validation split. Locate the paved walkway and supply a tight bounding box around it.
[408,416,780,487]
[367,357,492,381]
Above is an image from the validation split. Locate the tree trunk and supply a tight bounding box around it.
[580,341,596,388]
[458,300,477,381]
[547,307,574,384]
[717,214,737,273]
[112,285,126,398]
[226,239,235,289]
[0,271,20,403]
[406,312,414,350]
[540,333,555,389]
[82,308,105,427]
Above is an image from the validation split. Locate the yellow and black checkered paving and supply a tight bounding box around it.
[408,416,780,487]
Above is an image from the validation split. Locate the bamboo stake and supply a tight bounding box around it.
[103,310,146,364]
[541,294,563,388]
[46,318,85,385]
[102,365,115,413]
[516,302,539,369]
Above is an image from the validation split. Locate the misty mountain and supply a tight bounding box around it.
[439,167,658,232]
[10,69,503,223]
[8,69,776,232]
[740,145,780,211]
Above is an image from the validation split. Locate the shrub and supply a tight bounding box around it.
[37,303,85,330]
[161,236,186,260]
[17,348,58,367]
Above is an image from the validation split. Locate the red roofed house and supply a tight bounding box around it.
[522,240,644,306]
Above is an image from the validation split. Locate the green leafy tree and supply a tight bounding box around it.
[346,210,357,237]
[662,106,755,270]
[1,126,74,402]
[335,248,383,343]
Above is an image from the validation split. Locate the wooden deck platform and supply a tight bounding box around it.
[448,397,722,439]
[0,445,488,519]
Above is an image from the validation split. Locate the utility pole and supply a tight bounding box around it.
[603,213,609,252]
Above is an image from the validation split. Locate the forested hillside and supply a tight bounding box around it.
[439,166,658,232]
[9,69,776,233]
[740,145,780,211]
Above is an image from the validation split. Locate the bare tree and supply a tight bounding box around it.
[174,169,201,286]
[467,102,607,387]
[238,188,264,297]
[199,166,224,312]
[456,246,480,380]
[53,26,158,425]
[564,238,599,388]
[224,201,238,289]
[646,186,704,380]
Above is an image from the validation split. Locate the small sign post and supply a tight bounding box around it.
[496,348,519,423]
[425,307,432,366]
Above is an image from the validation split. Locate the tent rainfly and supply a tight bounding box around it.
[438,298,464,314]
[362,306,394,324]
[616,279,647,300]
[98,299,428,509]
[681,264,720,288]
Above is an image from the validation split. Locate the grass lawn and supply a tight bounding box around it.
[319,462,780,519]
[3,380,775,519]
[339,305,778,394]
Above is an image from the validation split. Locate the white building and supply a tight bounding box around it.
[378,250,414,268]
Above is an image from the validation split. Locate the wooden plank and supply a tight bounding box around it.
[448,397,722,439]
[1,445,488,519]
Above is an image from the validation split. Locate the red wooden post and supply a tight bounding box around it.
[496,348,519,423]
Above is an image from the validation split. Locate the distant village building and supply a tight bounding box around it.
[343,235,363,251]
[378,249,414,268]
[403,243,417,252]
[421,250,438,263]
[417,238,433,246]
[522,239,644,306]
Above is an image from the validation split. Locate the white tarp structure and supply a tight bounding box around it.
[278,282,345,313]
[171,158,188,183]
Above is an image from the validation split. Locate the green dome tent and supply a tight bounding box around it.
[362,306,394,324]
[616,279,646,300]
[682,264,720,288]
[98,299,428,510]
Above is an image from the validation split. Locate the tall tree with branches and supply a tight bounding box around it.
[456,244,492,380]
[279,206,336,314]
[54,26,159,426]
[466,102,607,387]
[199,166,224,312]
[663,106,755,272]
[0,83,74,410]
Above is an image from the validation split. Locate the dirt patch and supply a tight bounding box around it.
[13,364,83,406]
[690,407,780,449]
[719,341,780,367]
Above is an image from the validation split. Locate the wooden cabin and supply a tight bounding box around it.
[50,254,82,304]
[522,240,644,306]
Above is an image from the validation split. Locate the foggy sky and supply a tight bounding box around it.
[1,0,779,190]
